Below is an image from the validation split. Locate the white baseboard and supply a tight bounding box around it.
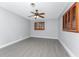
[59,39,76,57]
[31,36,58,39]
[0,36,30,49]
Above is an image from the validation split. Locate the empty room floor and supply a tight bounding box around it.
[0,37,69,57]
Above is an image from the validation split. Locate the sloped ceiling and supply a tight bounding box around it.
[0,2,72,20]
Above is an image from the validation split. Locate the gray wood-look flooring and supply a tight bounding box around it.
[0,37,69,57]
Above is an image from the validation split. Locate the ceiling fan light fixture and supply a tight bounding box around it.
[33,16,37,18]
[33,16,39,19]
[29,9,45,19]
[36,16,39,18]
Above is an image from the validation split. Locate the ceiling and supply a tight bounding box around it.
[0,2,72,20]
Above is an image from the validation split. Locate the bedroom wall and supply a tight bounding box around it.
[31,19,58,39]
[58,2,79,57]
[58,17,79,57]
[0,7,31,48]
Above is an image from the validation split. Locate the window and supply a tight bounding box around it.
[34,22,45,30]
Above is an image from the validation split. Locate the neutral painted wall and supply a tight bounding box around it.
[0,7,31,47]
[58,3,79,57]
[58,17,79,57]
[31,19,58,39]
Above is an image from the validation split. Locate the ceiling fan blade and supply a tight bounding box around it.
[31,12,35,14]
[28,15,34,17]
[39,15,44,18]
[39,13,45,15]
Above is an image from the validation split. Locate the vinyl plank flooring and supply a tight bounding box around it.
[0,37,69,57]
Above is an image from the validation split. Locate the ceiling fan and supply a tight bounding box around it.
[28,9,45,19]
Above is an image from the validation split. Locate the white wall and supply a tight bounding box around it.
[31,19,58,39]
[58,3,79,57]
[58,17,79,57]
[0,7,31,47]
